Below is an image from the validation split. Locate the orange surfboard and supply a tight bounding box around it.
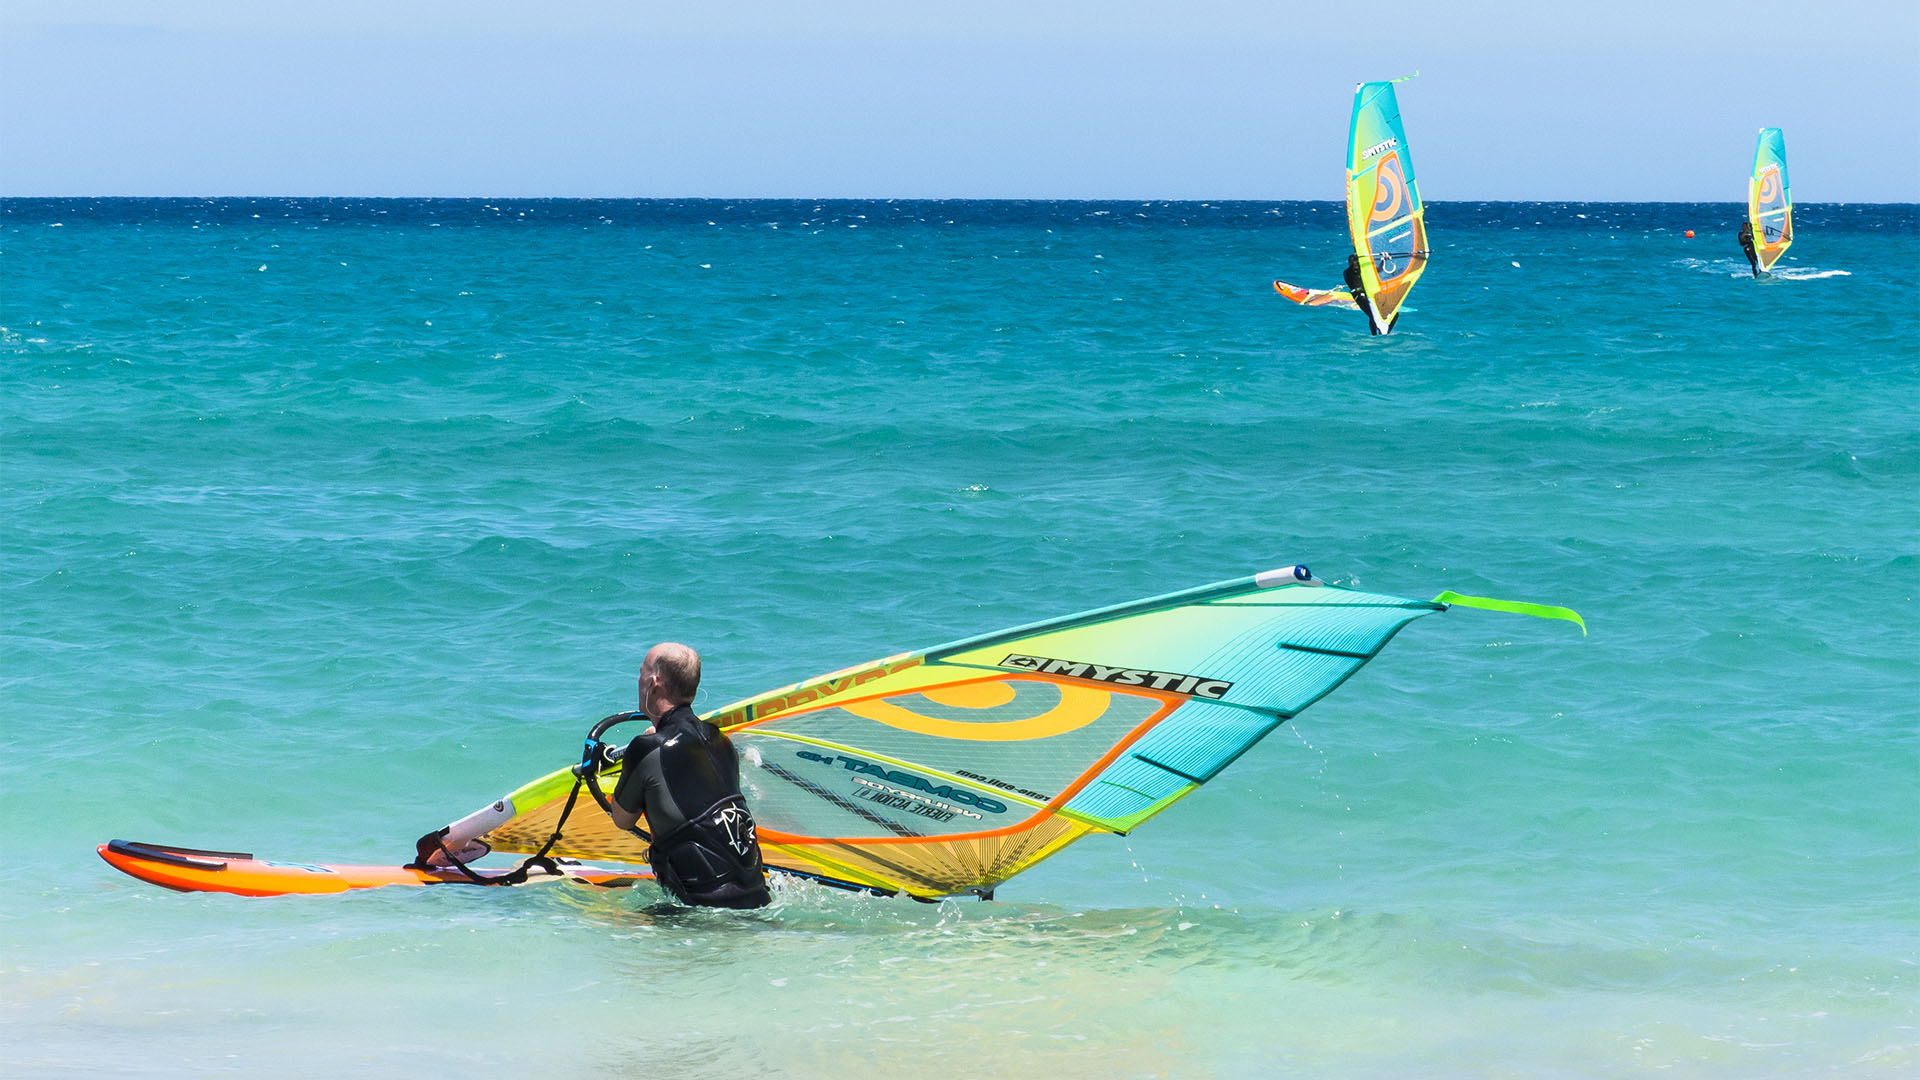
[98,839,650,896]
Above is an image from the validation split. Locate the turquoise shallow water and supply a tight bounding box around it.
[3,198,1916,1077]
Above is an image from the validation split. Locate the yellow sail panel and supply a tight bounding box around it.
[485,794,651,864]
[757,809,1097,898]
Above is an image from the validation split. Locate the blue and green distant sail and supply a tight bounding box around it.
[1274,78,1430,334]
[1345,79,1429,331]
[1747,127,1793,272]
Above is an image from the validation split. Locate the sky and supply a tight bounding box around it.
[2,0,1915,201]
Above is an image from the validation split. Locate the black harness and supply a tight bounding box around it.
[647,792,768,908]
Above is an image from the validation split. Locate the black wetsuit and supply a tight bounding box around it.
[1344,255,1383,335]
[1737,222,1760,277]
[614,704,771,909]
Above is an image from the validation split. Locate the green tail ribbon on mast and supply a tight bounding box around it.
[1431,591,1587,635]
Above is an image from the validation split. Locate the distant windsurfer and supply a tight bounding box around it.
[1737,221,1760,278]
[1345,254,1397,334]
[1343,254,1379,334]
[597,643,771,909]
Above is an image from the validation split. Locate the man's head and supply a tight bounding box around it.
[639,642,702,718]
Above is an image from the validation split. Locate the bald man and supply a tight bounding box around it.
[606,643,770,909]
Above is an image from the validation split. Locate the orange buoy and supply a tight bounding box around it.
[1684,230,1695,238]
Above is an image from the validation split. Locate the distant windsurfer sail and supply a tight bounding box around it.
[1272,76,1429,334]
[1744,127,1792,276]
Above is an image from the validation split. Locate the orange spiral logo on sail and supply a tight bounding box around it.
[1371,156,1406,223]
[1757,169,1781,205]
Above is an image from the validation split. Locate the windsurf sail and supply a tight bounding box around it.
[1273,78,1429,333]
[1346,78,1428,332]
[1748,127,1793,272]
[463,567,1580,900]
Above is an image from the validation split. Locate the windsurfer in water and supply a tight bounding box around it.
[1737,221,1760,278]
[1343,254,1379,334]
[596,643,771,909]
[1345,254,1398,334]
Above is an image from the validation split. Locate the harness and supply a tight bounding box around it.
[647,792,766,905]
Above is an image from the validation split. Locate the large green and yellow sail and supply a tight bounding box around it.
[1748,127,1793,272]
[1346,79,1428,333]
[474,568,1579,900]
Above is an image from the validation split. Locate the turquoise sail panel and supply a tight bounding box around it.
[1348,81,1420,195]
[1060,587,1443,830]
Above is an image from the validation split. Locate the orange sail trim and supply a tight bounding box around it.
[1040,689,1184,810]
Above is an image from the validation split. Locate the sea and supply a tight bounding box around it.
[3,198,1915,1078]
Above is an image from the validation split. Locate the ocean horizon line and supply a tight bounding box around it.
[4,194,1915,208]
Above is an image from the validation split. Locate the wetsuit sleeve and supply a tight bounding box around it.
[612,732,661,816]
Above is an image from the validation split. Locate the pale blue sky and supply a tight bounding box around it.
[3,0,1914,200]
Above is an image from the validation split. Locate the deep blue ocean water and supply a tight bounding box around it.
[3,198,1916,1077]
